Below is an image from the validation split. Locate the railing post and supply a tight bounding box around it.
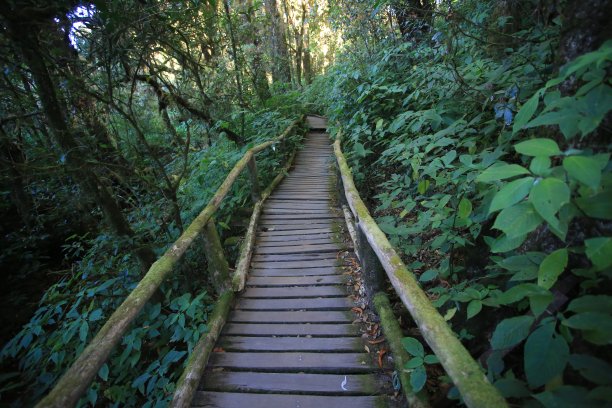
[202,219,230,292]
[356,222,386,297]
[246,155,261,202]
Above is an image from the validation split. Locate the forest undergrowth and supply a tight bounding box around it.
[302,0,611,406]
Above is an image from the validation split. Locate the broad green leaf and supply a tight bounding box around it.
[513,91,541,134]
[79,320,89,342]
[486,233,528,253]
[375,118,384,131]
[410,366,427,392]
[568,295,612,313]
[529,156,551,176]
[494,378,531,398]
[563,312,612,344]
[489,177,534,214]
[467,300,482,319]
[537,249,568,289]
[569,354,612,385]
[563,312,612,331]
[563,156,602,189]
[401,337,425,358]
[98,364,109,381]
[576,190,612,220]
[497,283,549,304]
[530,293,554,317]
[424,354,439,364]
[477,164,530,183]
[419,269,438,282]
[585,237,612,271]
[529,178,570,223]
[491,315,534,350]
[417,179,430,194]
[514,138,562,157]
[534,386,590,408]
[493,202,543,239]
[405,357,423,369]
[458,197,472,219]
[524,322,569,388]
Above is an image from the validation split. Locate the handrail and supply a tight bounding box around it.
[333,131,508,408]
[170,145,300,407]
[36,117,304,408]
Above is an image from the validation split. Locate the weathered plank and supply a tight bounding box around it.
[208,352,373,372]
[192,392,385,408]
[222,323,359,336]
[256,237,338,247]
[257,227,334,236]
[200,372,379,394]
[216,337,362,352]
[247,275,346,286]
[250,259,342,268]
[254,243,343,254]
[242,286,346,298]
[249,267,342,276]
[228,310,351,323]
[236,297,351,310]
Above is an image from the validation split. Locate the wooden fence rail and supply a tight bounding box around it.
[333,131,508,408]
[36,117,304,408]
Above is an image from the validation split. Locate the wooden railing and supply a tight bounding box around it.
[333,130,508,408]
[36,117,304,408]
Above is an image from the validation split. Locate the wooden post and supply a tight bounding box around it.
[356,221,386,298]
[246,155,261,202]
[202,219,230,292]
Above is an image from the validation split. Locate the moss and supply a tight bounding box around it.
[373,293,430,408]
[334,134,508,408]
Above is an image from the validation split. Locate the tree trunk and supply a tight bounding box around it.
[4,17,156,270]
[264,0,291,83]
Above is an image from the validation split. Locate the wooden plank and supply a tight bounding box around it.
[258,223,335,231]
[268,196,329,201]
[254,243,343,255]
[259,215,342,223]
[216,337,362,353]
[236,297,351,310]
[200,372,378,394]
[256,234,335,243]
[247,275,346,286]
[208,352,373,372]
[251,254,339,263]
[249,267,342,276]
[228,310,350,323]
[192,392,385,408]
[257,237,337,246]
[222,323,359,336]
[242,286,346,298]
[257,227,334,236]
[263,208,335,215]
[250,259,341,268]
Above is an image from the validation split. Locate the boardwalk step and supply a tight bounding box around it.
[217,336,362,352]
[236,297,351,310]
[242,286,346,298]
[228,310,351,323]
[222,323,359,337]
[200,372,381,395]
[208,352,374,373]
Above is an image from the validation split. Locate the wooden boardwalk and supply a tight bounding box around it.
[193,116,389,407]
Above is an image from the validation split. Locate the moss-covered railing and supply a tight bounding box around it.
[333,130,508,408]
[36,117,304,408]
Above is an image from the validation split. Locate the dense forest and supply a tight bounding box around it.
[1,0,611,406]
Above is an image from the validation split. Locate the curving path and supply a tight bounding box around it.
[192,116,389,408]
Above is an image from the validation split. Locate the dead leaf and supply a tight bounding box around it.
[213,347,225,353]
[377,348,388,369]
[368,337,386,345]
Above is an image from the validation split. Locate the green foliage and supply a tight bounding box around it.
[311,1,611,404]
[401,337,438,392]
